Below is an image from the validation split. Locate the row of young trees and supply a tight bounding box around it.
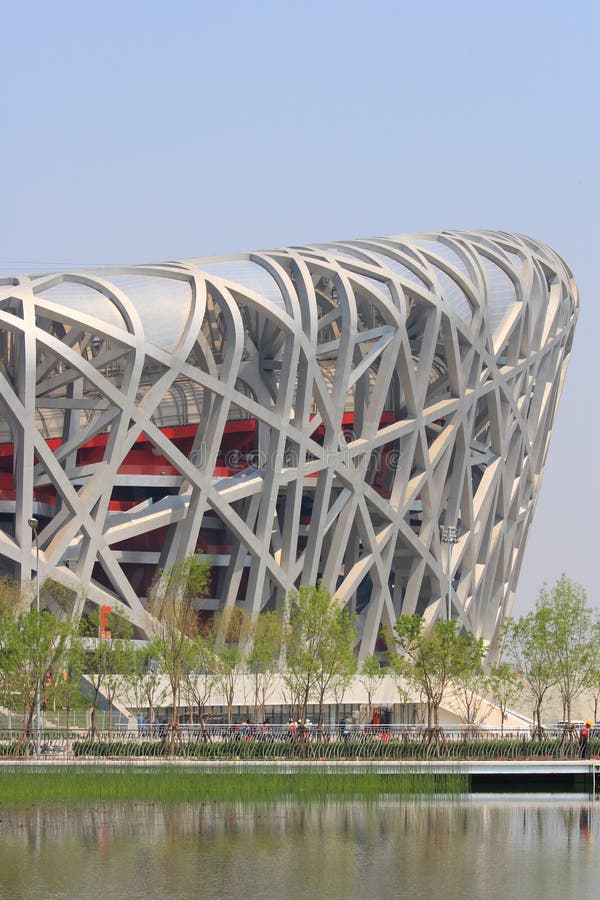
[0,568,361,747]
[387,576,600,730]
[1,564,598,743]
[0,564,491,738]
[503,575,600,730]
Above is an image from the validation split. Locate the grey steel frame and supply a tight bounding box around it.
[0,231,578,656]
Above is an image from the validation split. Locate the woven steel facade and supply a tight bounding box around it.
[0,231,577,653]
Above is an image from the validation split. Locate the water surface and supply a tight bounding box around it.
[0,796,597,899]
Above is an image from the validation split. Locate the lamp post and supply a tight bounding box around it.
[27,517,41,756]
[440,525,458,622]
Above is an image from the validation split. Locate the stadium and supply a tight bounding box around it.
[0,230,578,656]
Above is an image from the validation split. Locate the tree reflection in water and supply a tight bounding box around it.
[0,798,597,900]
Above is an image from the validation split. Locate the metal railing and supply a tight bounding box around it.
[0,723,596,761]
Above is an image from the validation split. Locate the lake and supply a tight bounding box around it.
[0,795,597,899]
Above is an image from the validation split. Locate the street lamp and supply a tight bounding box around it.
[440,525,458,622]
[27,517,41,756]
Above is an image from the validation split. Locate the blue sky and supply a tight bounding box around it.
[1,0,598,614]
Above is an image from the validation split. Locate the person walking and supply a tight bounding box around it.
[579,720,592,759]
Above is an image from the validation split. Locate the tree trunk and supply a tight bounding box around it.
[169,682,178,757]
[90,685,100,739]
[14,707,35,758]
[534,700,543,737]
[227,686,233,725]
[301,684,310,725]
[107,692,113,740]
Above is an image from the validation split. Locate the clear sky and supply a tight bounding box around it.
[1,0,598,615]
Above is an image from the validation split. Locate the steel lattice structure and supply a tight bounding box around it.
[0,231,577,654]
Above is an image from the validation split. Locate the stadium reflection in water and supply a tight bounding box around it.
[0,798,597,899]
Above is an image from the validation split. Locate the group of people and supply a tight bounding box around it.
[231,717,317,743]
[287,718,314,741]
[234,718,272,741]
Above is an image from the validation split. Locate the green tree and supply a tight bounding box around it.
[213,606,246,724]
[0,577,22,626]
[0,607,74,754]
[84,609,133,737]
[125,639,169,729]
[451,668,491,725]
[449,630,490,725]
[387,652,413,722]
[588,668,600,726]
[283,582,356,726]
[246,611,282,723]
[312,605,356,729]
[103,636,135,738]
[392,615,486,727]
[0,579,25,725]
[542,575,599,723]
[52,637,87,734]
[183,631,218,731]
[502,601,556,735]
[148,555,211,748]
[215,645,244,725]
[360,654,388,722]
[331,667,355,727]
[487,663,524,734]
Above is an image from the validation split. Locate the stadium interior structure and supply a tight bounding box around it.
[0,231,578,656]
